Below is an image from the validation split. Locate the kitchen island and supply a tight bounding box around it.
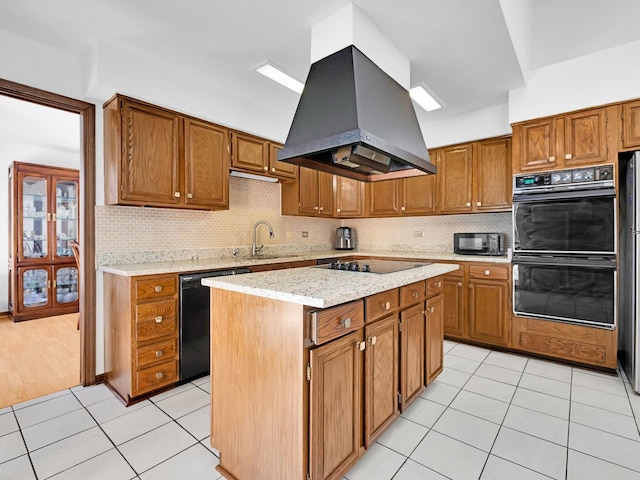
[203,261,458,480]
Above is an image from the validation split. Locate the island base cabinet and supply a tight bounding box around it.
[309,330,364,480]
[399,303,425,411]
[426,294,444,385]
[364,315,399,447]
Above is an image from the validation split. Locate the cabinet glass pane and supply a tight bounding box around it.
[55,180,78,258]
[22,176,48,259]
[22,268,48,308]
[56,267,78,303]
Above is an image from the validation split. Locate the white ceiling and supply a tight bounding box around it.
[1,0,640,140]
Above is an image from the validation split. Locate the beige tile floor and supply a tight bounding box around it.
[2,340,640,480]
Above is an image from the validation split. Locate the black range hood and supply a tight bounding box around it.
[277,45,437,182]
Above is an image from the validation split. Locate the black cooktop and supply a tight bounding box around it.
[316,259,431,274]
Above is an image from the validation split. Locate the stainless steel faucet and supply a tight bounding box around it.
[252,221,274,256]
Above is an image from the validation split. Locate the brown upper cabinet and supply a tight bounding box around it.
[512,106,616,174]
[335,176,365,218]
[367,174,436,217]
[435,136,512,214]
[230,132,297,180]
[620,99,640,151]
[104,95,229,210]
[281,167,334,217]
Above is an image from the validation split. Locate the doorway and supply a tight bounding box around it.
[0,78,96,391]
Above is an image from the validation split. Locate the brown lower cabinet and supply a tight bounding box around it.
[210,276,445,480]
[442,262,511,348]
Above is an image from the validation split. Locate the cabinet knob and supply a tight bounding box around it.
[437,281,442,288]
[412,291,419,299]
[318,206,324,212]
[484,269,490,275]
[154,286,162,292]
[186,193,193,199]
[359,341,366,351]
[457,282,463,287]
[336,208,341,213]
[155,316,163,323]
[263,166,269,171]
[477,202,482,207]
[314,206,319,211]
[155,372,164,380]
[155,350,164,358]
[340,317,352,328]
[382,301,391,310]
[371,336,377,346]
[549,156,556,162]
[271,167,276,172]
[466,202,471,207]
[174,192,181,198]
[565,153,572,160]
[401,206,405,211]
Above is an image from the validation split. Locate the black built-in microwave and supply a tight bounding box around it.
[454,233,505,256]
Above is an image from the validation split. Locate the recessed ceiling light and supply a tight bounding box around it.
[409,84,442,112]
[255,62,304,94]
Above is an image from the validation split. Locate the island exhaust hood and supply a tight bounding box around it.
[277,45,437,182]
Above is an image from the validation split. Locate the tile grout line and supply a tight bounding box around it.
[8,405,39,479]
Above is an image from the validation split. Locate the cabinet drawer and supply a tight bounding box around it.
[134,275,177,301]
[427,277,443,298]
[400,281,426,306]
[469,265,509,280]
[135,314,177,343]
[310,300,364,345]
[135,360,178,395]
[135,300,176,323]
[365,289,399,322]
[136,339,178,368]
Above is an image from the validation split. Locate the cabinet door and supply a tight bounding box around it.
[442,270,465,339]
[17,266,52,315]
[120,99,181,205]
[399,303,425,412]
[512,118,557,173]
[53,176,79,260]
[268,143,298,179]
[18,172,50,262]
[335,176,364,218]
[184,119,229,209]
[474,137,511,212]
[401,174,436,215]
[317,171,334,217]
[367,180,399,216]
[309,330,363,480]
[298,167,319,215]
[437,144,473,213]
[563,108,611,167]
[230,131,268,173]
[364,315,399,447]
[622,100,640,150]
[53,265,79,307]
[468,278,510,347]
[425,294,444,385]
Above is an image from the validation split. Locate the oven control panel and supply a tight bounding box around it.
[514,165,614,192]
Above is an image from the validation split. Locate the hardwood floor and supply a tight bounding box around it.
[0,313,80,408]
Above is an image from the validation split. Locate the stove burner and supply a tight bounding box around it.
[319,260,431,274]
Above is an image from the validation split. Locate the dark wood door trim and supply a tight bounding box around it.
[0,78,96,386]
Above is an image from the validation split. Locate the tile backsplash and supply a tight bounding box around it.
[95,176,513,265]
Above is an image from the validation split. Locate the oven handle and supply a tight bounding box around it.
[513,187,616,203]
[512,255,617,269]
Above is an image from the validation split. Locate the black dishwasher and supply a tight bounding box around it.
[179,268,252,383]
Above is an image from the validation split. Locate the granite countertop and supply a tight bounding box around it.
[202,262,460,308]
[97,250,510,276]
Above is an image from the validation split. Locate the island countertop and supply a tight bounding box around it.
[202,262,459,308]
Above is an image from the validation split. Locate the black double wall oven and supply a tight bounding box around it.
[512,165,616,329]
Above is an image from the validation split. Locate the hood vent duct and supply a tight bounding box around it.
[278,45,436,182]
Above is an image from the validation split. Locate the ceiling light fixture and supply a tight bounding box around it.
[409,84,442,112]
[255,62,304,94]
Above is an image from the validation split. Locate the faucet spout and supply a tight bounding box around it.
[252,221,274,256]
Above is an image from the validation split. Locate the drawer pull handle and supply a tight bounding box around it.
[382,301,391,310]
[340,317,352,328]
[154,286,162,292]
[484,270,490,275]
[155,372,164,380]
[155,316,163,323]
[155,350,164,358]
[412,291,419,299]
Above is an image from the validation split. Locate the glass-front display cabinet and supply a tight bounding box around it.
[8,162,80,321]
